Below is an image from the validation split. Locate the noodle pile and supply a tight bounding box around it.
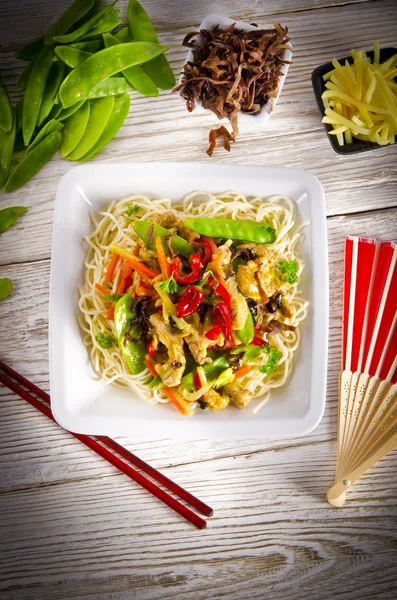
[77,191,308,414]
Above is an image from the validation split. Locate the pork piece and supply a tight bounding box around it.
[224,381,253,408]
[203,388,230,411]
[226,276,249,329]
[236,260,261,301]
[149,313,186,386]
[264,319,295,337]
[211,243,232,280]
[186,332,216,365]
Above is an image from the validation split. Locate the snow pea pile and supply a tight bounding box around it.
[0,0,175,193]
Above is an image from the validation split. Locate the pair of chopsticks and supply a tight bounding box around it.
[0,360,213,529]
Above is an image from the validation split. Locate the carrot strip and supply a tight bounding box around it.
[104,254,119,283]
[106,305,115,321]
[164,388,193,416]
[133,239,141,257]
[95,283,108,295]
[116,261,133,294]
[155,236,170,280]
[136,285,158,298]
[110,244,159,280]
[144,358,158,378]
[234,364,251,380]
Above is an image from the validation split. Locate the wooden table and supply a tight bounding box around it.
[1,1,397,598]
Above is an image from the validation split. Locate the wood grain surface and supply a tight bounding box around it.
[1,0,397,599]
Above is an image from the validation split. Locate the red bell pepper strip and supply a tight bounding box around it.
[251,336,268,347]
[193,372,202,390]
[213,302,232,341]
[170,253,202,285]
[144,357,158,378]
[205,326,222,340]
[176,285,204,318]
[147,340,156,358]
[214,282,231,309]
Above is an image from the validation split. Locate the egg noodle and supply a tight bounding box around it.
[77,191,308,414]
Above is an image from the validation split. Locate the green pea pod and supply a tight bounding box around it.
[0,74,13,132]
[45,0,96,46]
[115,27,130,42]
[57,100,85,121]
[0,112,15,187]
[103,32,158,97]
[48,103,63,121]
[0,206,27,234]
[26,119,64,156]
[59,41,167,108]
[236,306,254,345]
[0,278,13,301]
[54,46,92,68]
[230,345,261,364]
[77,92,130,161]
[22,47,53,146]
[183,217,276,244]
[132,221,193,257]
[53,2,117,45]
[4,130,61,193]
[15,36,44,61]
[82,8,120,38]
[37,61,65,126]
[83,77,131,100]
[67,96,115,160]
[71,39,103,53]
[16,58,35,92]
[14,97,24,134]
[114,295,146,374]
[181,356,230,392]
[127,0,175,90]
[60,100,90,158]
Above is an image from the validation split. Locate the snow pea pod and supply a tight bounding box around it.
[60,100,90,157]
[22,47,53,146]
[14,97,24,133]
[45,0,96,46]
[133,221,193,257]
[54,46,92,68]
[114,295,146,374]
[83,76,130,99]
[71,39,103,53]
[0,278,13,301]
[181,356,230,392]
[15,36,44,61]
[0,111,15,187]
[57,100,85,121]
[82,8,120,38]
[236,307,254,345]
[0,74,13,132]
[4,130,61,193]
[127,0,175,90]
[183,218,276,244]
[26,119,63,155]
[0,206,27,234]
[77,92,130,161]
[53,2,116,45]
[103,32,158,97]
[16,58,35,91]
[59,41,166,108]
[67,96,114,160]
[37,61,65,126]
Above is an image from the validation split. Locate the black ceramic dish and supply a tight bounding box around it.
[311,47,397,155]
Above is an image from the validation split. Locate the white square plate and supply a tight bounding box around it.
[50,163,328,439]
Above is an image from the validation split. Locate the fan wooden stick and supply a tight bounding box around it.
[328,237,397,507]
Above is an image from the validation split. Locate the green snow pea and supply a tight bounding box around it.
[15,36,44,61]
[236,306,254,345]
[0,278,13,301]
[114,27,131,42]
[45,0,96,46]
[59,41,166,108]
[67,96,114,160]
[127,0,175,90]
[54,46,92,68]
[181,356,230,392]
[57,100,85,121]
[132,221,193,257]
[0,74,13,132]
[103,32,158,97]
[48,103,63,121]
[26,119,64,156]
[183,218,276,244]
[14,97,24,134]
[60,100,90,158]
[114,295,146,374]
[83,77,130,99]
[83,8,120,38]
[53,2,117,45]
[0,206,27,234]
[22,47,53,146]
[77,92,130,161]
[16,58,35,91]
[71,39,103,53]
[0,112,15,187]
[4,130,61,193]
[230,345,261,364]
[37,61,65,126]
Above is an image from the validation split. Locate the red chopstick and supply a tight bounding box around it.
[0,361,212,529]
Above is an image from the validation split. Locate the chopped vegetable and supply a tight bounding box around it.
[95,332,115,349]
[146,340,156,358]
[236,308,254,345]
[176,285,204,318]
[109,244,160,280]
[278,260,298,284]
[233,364,251,380]
[114,295,146,374]
[184,217,276,244]
[259,345,282,375]
[164,387,193,416]
[144,357,158,377]
[104,293,125,303]
[205,326,222,340]
[155,236,171,279]
[213,302,232,341]
[116,261,133,294]
[158,275,178,294]
[133,221,193,257]
[104,253,119,282]
[127,205,140,216]
[95,283,108,295]
[170,253,202,285]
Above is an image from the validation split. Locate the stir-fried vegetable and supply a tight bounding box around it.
[183,217,276,244]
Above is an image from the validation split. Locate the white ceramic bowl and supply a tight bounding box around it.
[179,14,293,129]
[49,163,328,440]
